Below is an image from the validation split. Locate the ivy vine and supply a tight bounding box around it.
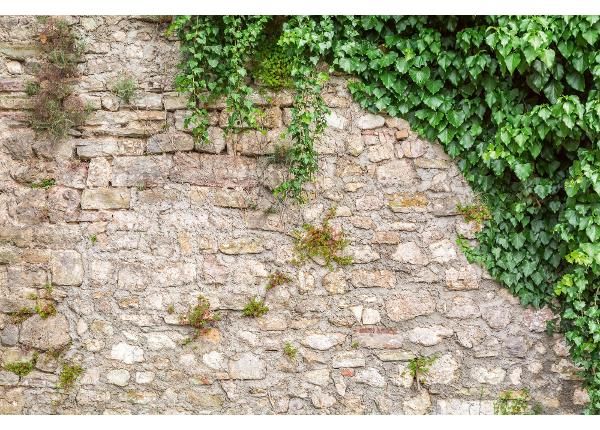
[170,15,600,413]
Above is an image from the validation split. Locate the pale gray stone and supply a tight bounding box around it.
[332,352,366,368]
[471,367,506,384]
[408,326,453,346]
[391,242,427,265]
[110,342,144,364]
[107,369,130,386]
[386,291,436,321]
[302,333,345,351]
[228,353,266,380]
[355,367,386,387]
[305,368,331,386]
[81,187,130,209]
[357,114,385,129]
[51,250,83,286]
[20,314,71,351]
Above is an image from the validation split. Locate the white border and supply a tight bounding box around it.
[1,0,600,15]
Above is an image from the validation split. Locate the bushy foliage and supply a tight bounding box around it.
[181,295,220,336]
[171,15,600,412]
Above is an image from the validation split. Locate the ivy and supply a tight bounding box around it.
[171,15,600,413]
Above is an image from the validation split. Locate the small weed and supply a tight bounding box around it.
[167,304,175,314]
[266,271,291,291]
[351,341,359,349]
[181,337,193,346]
[30,178,56,189]
[283,342,297,360]
[242,297,269,318]
[404,354,438,390]
[89,234,97,244]
[34,302,56,319]
[27,292,39,300]
[457,201,491,226]
[111,75,137,104]
[180,295,220,337]
[58,362,83,390]
[43,283,54,295]
[292,207,353,270]
[494,389,535,415]
[3,353,38,377]
[136,183,147,191]
[9,307,35,324]
[25,81,40,96]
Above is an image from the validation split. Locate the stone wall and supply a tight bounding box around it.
[0,16,588,414]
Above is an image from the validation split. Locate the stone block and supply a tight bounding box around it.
[81,188,130,210]
[51,250,83,286]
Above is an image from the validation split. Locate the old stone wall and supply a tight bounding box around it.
[0,16,588,414]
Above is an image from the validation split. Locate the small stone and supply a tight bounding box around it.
[355,367,386,387]
[332,352,366,368]
[353,328,404,349]
[573,388,590,406]
[403,390,431,415]
[6,61,23,74]
[81,187,130,210]
[145,333,176,350]
[400,139,426,157]
[443,296,480,319]
[228,353,266,380]
[376,159,417,185]
[19,314,71,351]
[471,367,506,384]
[508,367,522,385]
[322,271,347,294]
[392,363,414,388]
[391,242,427,265]
[107,369,130,386]
[1,325,19,346]
[51,250,83,286]
[553,338,570,357]
[302,333,345,351]
[305,368,330,386]
[135,372,155,384]
[87,157,111,188]
[523,307,555,333]
[311,391,336,409]
[325,111,348,129]
[357,114,385,130]
[375,351,415,362]
[146,131,194,153]
[346,135,364,156]
[386,291,436,321]
[367,143,394,162]
[362,308,381,325]
[407,325,453,346]
[436,399,494,415]
[110,342,144,364]
[350,270,395,289]
[0,371,19,386]
[395,129,410,140]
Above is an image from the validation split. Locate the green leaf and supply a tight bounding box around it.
[504,52,522,75]
[566,71,585,91]
[514,162,533,180]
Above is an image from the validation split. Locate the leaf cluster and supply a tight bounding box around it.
[180,295,221,336]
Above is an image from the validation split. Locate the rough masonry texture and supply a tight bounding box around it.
[0,16,588,414]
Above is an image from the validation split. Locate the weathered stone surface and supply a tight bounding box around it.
[350,270,395,289]
[305,369,331,386]
[353,328,404,349]
[110,342,144,364]
[436,399,494,415]
[302,333,345,351]
[81,187,130,209]
[407,326,453,346]
[311,391,336,409]
[355,367,386,387]
[427,354,459,384]
[471,367,506,384]
[376,159,417,185]
[362,308,381,325]
[386,291,436,321]
[322,271,347,294]
[443,296,480,319]
[357,114,385,130]
[445,266,480,290]
[403,391,431,415]
[228,353,266,380]
[112,155,172,187]
[107,369,130,386]
[146,131,194,153]
[20,314,71,351]
[51,250,83,286]
[219,237,264,255]
[332,352,366,368]
[391,242,427,265]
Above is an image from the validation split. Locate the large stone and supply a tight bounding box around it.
[311,391,337,409]
[81,187,130,209]
[305,369,331,386]
[391,242,427,265]
[302,333,345,351]
[51,250,83,286]
[228,352,266,380]
[112,155,172,187]
[357,114,385,130]
[471,367,506,384]
[353,328,404,349]
[376,159,417,185]
[443,296,480,319]
[436,399,494,415]
[110,342,144,364]
[76,138,145,158]
[429,240,457,263]
[362,308,381,325]
[355,367,386,387]
[145,333,176,350]
[445,267,480,290]
[407,326,453,346]
[350,270,395,289]
[106,369,130,386]
[332,352,366,368]
[169,152,258,188]
[403,390,431,415]
[386,291,436,321]
[219,237,264,255]
[146,131,194,153]
[427,354,459,384]
[20,314,71,351]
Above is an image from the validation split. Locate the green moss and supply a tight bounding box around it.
[494,389,535,415]
[251,38,294,90]
[30,178,56,189]
[242,297,269,318]
[34,302,56,319]
[3,353,38,377]
[292,207,353,270]
[266,271,291,291]
[456,201,491,226]
[9,307,35,324]
[58,362,83,390]
[89,234,97,244]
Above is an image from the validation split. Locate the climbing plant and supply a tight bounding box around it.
[171,15,600,413]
